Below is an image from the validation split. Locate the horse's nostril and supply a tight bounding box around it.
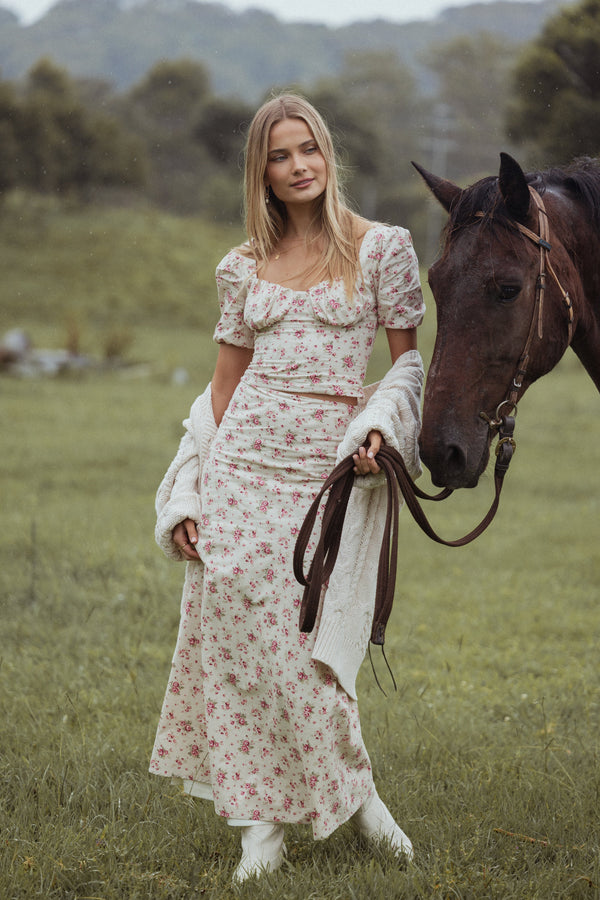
[444,443,467,477]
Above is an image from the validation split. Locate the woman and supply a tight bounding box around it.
[151,93,425,883]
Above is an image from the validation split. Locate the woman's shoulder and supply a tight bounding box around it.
[359,221,416,266]
[360,220,412,246]
[216,243,256,282]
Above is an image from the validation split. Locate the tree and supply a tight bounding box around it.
[506,0,600,165]
[126,59,211,136]
[311,51,423,225]
[195,97,253,167]
[0,81,19,196]
[13,58,146,198]
[120,59,217,213]
[423,33,521,180]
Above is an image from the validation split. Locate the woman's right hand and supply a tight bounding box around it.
[172,519,200,560]
[353,430,383,476]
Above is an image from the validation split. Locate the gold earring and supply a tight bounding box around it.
[265,186,270,205]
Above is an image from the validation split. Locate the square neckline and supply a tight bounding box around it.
[248,225,380,295]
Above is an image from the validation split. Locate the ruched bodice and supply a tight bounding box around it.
[213,224,424,397]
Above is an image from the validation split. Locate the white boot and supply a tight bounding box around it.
[351,789,414,862]
[232,823,286,884]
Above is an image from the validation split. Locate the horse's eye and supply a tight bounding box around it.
[498,284,521,302]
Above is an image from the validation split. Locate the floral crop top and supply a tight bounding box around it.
[212,223,425,398]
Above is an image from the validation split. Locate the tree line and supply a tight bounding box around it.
[0,0,598,245]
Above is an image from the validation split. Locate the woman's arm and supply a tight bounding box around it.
[211,343,254,426]
[172,342,253,559]
[386,326,417,363]
[352,328,418,475]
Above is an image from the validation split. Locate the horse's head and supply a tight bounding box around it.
[413,153,577,488]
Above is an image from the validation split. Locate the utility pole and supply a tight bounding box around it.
[424,103,455,265]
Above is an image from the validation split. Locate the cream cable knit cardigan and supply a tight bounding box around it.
[155,349,424,699]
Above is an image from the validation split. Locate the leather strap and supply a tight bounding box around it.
[294,419,515,646]
[476,186,574,423]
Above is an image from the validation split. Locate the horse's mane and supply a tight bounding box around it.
[536,158,600,229]
[447,157,600,234]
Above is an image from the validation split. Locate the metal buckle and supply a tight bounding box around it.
[495,436,516,457]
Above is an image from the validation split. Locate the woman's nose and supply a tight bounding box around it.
[292,156,306,173]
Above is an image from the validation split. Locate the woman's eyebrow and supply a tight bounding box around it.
[268,140,316,155]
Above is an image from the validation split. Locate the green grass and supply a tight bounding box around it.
[1,197,599,897]
[0,191,244,342]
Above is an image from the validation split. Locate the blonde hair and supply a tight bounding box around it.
[243,92,361,292]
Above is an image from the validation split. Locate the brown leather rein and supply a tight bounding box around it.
[293,439,515,647]
[293,186,574,648]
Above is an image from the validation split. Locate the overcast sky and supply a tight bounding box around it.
[3,0,547,27]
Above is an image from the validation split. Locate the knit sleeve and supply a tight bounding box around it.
[212,249,255,349]
[336,349,424,485]
[154,428,203,560]
[154,384,217,560]
[374,226,425,330]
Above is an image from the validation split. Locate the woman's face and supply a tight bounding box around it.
[264,118,327,208]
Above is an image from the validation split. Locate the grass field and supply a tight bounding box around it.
[1,200,599,898]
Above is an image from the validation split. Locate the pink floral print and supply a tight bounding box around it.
[150,224,424,840]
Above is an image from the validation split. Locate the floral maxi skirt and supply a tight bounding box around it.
[149,380,373,839]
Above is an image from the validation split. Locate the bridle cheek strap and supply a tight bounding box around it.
[513,187,574,347]
[476,185,574,426]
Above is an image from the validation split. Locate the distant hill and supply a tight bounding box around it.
[0,0,565,99]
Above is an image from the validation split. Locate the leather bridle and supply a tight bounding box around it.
[477,185,574,434]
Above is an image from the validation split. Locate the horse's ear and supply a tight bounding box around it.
[498,152,531,222]
[411,161,461,212]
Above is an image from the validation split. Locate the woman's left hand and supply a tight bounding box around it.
[352,430,383,476]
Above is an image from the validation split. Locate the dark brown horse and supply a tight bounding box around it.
[413,152,600,489]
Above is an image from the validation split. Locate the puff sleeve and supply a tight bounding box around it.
[212,249,255,349]
[374,226,425,329]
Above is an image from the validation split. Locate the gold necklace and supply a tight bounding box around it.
[273,239,305,260]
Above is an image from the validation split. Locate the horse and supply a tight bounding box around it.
[412,152,600,490]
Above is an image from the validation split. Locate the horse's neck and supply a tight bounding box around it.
[558,201,600,391]
[572,325,600,392]
[571,262,600,392]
